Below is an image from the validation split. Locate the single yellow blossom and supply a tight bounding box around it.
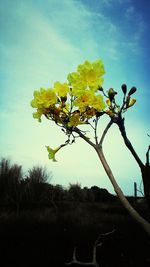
[46,146,61,162]
[67,59,105,96]
[74,91,94,112]
[67,72,85,97]
[31,88,57,109]
[74,91,105,112]
[77,60,105,91]
[54,81,70,97]
[33,109,44,122]
[90,95,106,111]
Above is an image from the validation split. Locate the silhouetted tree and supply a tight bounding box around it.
[68,183,83,201]
[25,165,53,204]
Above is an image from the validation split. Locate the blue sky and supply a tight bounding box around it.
[0,0,149,195]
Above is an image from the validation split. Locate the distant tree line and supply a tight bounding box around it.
[0,158,116,211]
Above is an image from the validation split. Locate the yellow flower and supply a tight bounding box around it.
[67,59,105,96]
[90,95,106,111]
[33,109,44,122]
[74,91,105,113]
[54,81,70,97]
[74,91,94,112]
[67,72,85,97]
[31,88,57,109]
[77,60,105,90]
[46,146,61,162]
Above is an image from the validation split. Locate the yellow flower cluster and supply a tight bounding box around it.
[31,59,106,125]
[54,81,70,97]
[30,59,137,161]
[74,91,105,112]
[31,88,57,122]
[67,59,105,96]
[31,88,57,109]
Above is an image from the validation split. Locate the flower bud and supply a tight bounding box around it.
[126,95,130,108]
[128,98,136,107]
[108,88,117,101]
[128,87,137,96]
[121,84,127,94]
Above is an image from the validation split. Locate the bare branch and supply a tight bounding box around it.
[66,243,100,266]
[94,118,99,145]
[114,116,144,169]
[73,127,96,148]
[146,145,150,166]
[65,229,116,266]
[99,120,113,147]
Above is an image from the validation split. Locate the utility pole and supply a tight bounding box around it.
[134,182,137,199]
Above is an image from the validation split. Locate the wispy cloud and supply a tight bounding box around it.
[123,4,146,54]
[102,0,131,6]
[85,1,146,59]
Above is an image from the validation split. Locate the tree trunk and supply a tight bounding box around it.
[115,115,150,210]
[95,146,150,236]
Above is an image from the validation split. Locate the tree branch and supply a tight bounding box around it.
[95,147,150,236]
[146,145,150,166]
[99,120,113,147]
[66,229,116,267]
[115,116,144,169]
[73,127,96,148]
[65,230,115,266]
[65,245,100,266]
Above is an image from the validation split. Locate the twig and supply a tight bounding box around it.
[115,116,144,169]
[99,120,113,147]
[146,145,150,166]
[94,118,99,145]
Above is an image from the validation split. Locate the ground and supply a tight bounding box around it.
[0,200,150,267]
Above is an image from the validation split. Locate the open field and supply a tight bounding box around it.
[0,200,150,267]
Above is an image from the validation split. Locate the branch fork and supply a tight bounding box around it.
[65,230,116,266]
